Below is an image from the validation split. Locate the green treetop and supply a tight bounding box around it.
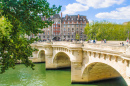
[0,0,61,73]
[84,21,130,41]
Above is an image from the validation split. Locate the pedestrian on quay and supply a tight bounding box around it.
[122,42,124,46]
[104,39,106,43]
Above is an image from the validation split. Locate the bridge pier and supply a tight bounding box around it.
[71,62,83,83]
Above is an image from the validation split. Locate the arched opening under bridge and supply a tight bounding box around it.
[53,52,71,69]
[38,50,45,62]
[82,62,127,86]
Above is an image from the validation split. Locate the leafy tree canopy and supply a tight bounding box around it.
[0,0,61,73]
[84,21,130,41]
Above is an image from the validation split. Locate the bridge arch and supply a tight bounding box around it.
[53,52,71,68]
[82,62,127,85]
[38,50,45,62]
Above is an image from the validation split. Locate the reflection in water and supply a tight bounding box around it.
[0,63,127,86]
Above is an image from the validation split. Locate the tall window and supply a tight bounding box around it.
[64,28,65,31]
[64,22,65,24]
[77,25,78,27]
[48,32,49,35]
[77,28,78,31]
[68,25,70,27]
[72,28,74,31]
[39,36,41,39]
[68,28,70,31]
[77,21,78,24]
[81,25,82,27]
[64,25,65,27]
[81,28,82,31]
[72,22,73,24]
[68,22,69,24]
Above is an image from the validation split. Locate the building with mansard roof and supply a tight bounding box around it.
[30,13,89,41]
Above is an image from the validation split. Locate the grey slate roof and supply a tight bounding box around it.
[40,14,88,23]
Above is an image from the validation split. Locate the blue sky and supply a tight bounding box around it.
[47,0,130,24]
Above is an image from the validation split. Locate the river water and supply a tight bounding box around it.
[0,63,127,86]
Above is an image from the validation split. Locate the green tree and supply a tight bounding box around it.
[75,33,80,41]
[84,21,129,41]
[0,0,61,73]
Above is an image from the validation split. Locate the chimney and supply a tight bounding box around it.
[66,14,68,20]
[61,12,62,18]
[78,14,79,19]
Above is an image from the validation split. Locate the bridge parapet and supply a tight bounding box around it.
[83,43,126,52]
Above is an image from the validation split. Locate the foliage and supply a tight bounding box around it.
[0,0,61,73]
[84,21,130,41]
[75,33,80,41]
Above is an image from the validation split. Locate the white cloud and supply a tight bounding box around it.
[76,0,125,8]
[95,6,130,19]
[62,0,125,15]
[62,3,89,15]
[88,19,94,24]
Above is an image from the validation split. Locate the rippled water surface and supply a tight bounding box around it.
[0,63,127,86]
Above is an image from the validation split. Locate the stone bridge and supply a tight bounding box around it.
[30,41,130,86]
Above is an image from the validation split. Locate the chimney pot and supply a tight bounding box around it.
[78,14,80,19]
[61,12,62,18]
